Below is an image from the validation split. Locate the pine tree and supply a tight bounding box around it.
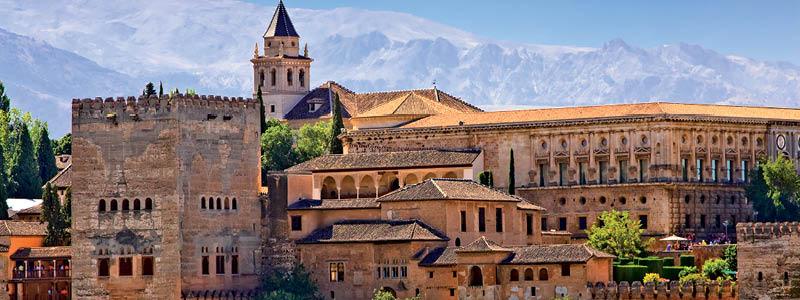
[258,86,267,134]
[508,148,515,195]
[41,183,64,246]
[328,93,345,154]
[0,142,8,220]
[36,126,58,184]
[158,81,164,98]
[144,82,156,97]
[9,124,41,198]
[0,80,10,112]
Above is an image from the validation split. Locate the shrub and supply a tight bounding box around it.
[661,266,686,280]
[643,273,661,284]
[614,265,649,282]
[679,255,695,267]
[679,266,699,278]
[638,258,664,275]
[723,245,737,272]
[619,258,634,265]
[662,257,675,266]
[680,273,706,286]
[702,258,729,281]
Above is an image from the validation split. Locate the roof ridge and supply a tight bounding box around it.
[430,179,447,199]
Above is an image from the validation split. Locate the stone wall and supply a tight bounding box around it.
[737,222,800,300]
[587,280,738,300]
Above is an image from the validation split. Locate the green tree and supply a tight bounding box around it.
[258,265,320,300]
[9,124,41,198]
[328,93,345,155]
[144,82,156,97]
[585,210,653,258]
[258,86,268,134]
[41,183,66,246]
[0,80,10,112]
[478,170,494,187]
[295,121,331,162]
[723,244,737,272]
[158,81,163,98]
[747,155,800,222]
[36,126,58,184]
[60,186,71,245]
[52,133,72,155]
[701,258,729,281]
[372,288,419,300]
[508,148,515,195]
[0,137,8,220]
[261,119,297,171]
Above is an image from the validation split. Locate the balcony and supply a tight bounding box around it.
[13,269,71,280]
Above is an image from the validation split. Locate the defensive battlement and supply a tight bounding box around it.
[585,280,738,299]
[71,94,258,122]
[736,222,800,241]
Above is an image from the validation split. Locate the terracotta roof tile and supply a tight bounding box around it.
[287,198,380,210]
[455,236,511,253]
[297,219,448,244]
[11,246,71,259]
[286,149,480,172]
[0,221,47,236]
[378,178,520,202]
[419,247,457,266]
[45,164,71,189]
[16,204,42,215]
[501,244,615,264]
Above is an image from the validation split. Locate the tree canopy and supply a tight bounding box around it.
[41,183,69,246]
[585,210,653,258]
[9,123,42,198]
[144,82,157,97]
[52,133,72,155]
[258,265,320,300]
[36,126,58,184]
[0,81,10,113]
[261,119,297,172]
[746,155,800,222]
[328,93,344,155]
[295,121,332,163]
[371,289,419,300]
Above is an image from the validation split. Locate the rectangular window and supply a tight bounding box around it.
[541,217,548,231]
[561,263,571,276]
[452,271,457,278]
[578,216,587,230]
[142,256,154,276]
[231,255,239,275]
[526,214,533,235]
[429,271,434,279]
[383,267,390,278]
[478,208,486,232]
[391,267,399,278]
[216,256,225,275]
[701,214,707,228]
[697,159,704,182]
[599,161,608,184]
[119,257,133,277]
[531,287,536,296]
[639,215,648,229]
[579,162,586,185]
[730,215,736,225]
[726,160,733,182]
[619,160,628,183]
[401,266,407,278]
[559,217,567,231]
[98,258,110,277]
[291,215,302,231]
[450,289,455,297]
[681,159,688,182]
[377,267,381,279]
[559,163,568,186]
[539,164,548,186]
[270,104,275,113]
[712,160,719,182]
[202,256,209,275]
[742,160,749,183]
[639,159,648,182]
[685,214,692,228]
[495,207,503,232]
[330,263,344,282]
[460,210,467,232]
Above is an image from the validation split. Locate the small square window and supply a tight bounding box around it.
[452,271,457,278]
[429,271,434,279]
[291,216,302,231]
[270,105,275,113]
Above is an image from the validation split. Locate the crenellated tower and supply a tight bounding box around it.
[252,0,312,119]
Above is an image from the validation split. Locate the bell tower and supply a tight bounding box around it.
[252,0,312,119]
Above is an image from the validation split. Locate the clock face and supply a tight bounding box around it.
[777,134,786,150]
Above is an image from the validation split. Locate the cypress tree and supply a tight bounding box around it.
[36,126,58,184]
[158,81,164,98]
[328,93,344,154]
[61,186,71,245]
[0,80,10,112]
[9,124,41,198]
[258,86,267,134]
[41,183,64,246]
[0,143,8,220]
[508,148,515,195]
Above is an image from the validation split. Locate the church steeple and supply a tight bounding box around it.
[262,0,300,57]
[264,0,299,38]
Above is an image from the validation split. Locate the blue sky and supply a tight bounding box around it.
[246,0,800,64]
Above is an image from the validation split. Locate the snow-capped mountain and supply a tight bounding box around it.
[0,0,798,136]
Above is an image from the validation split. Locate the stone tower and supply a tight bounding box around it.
[71,95,262,299]
[252,0,313,119]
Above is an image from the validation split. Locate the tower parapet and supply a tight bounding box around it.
[736,221,800,241]
[72,94,258,124]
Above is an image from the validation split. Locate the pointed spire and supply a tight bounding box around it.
[254,42,259,58]
[303,43,308,57]
[264,0,299,38]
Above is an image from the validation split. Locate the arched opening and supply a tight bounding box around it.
[443,171,458,179]
[510,269,519,282]
[784,272,789,283]
[287,69,293,86]
[524,268,533,281]
[639,196,647,204]
[469,266,483,286]
[201,197,206,209]
[321,176,338,199]
[270,69,276,86]
[133,199,141,210]
[423,172,437,180]
[539,268,549,281]
[209,197,214,209]
[455,238,461,247]
[381,287,396,298]
[98,200,106,212]
[232,198,237,210]
[299,69,305,87]
[110,200,118,211]
[216,198,222,210]
[619,197,627,205]
[122,199,130,211]
[340,176,357,198]
[404,174,419,186]
[224,197,230,210]
[358,175,375,198]
[378,173,400,196]
[758,272,763,281]
[97,259,109,277]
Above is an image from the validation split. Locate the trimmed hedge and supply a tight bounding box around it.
[614,265,649,282]
[639,258,664,275]
[663,257,675,266]
[618,258,634,265]
[680,255,695,267]
[662,266,686,280]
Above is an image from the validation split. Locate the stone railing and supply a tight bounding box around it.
[588,280,738,300]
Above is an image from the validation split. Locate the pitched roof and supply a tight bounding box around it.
[0,221,47,236]
[419,247,457,266]
[378,178,521,202]
[283,81,481,121]
[517,201,546,211]
[501,244,615,264]
[455,236,512,253]
[11,246,71,259]
[297,219,448,244]
[401,102,800,129]
[264,0,299,37]
[286,149,480,172]
[16,204,42,215]
[287,198,380,210]
[45,164,71,188]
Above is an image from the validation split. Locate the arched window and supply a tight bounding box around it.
[287,69,293,86]
[201,197,206,209]
[224,197,230,210]
[758,272,763,281]
[110,200,118,211]
[455,238,461,247]
[133,199,141,210]
[209,197,214,209]
[216,198,222,210]
[785,272,790,283]
[99,200,106,212]
[145,198,153,210]
[232,198,237,210]
[259,70,265,87]
[270,69,276,86]
[539,268,549,281]
[122,199,130,211]
[299,69,305,87]
[510,269,519,282]
[469,266,483,286]
[322,177,338,199]
[98,258,110,277]
[524,268,534,281]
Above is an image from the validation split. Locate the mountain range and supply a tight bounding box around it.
[0,0,798,137]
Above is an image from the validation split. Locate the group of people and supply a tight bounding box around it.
[664,233,731,252]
